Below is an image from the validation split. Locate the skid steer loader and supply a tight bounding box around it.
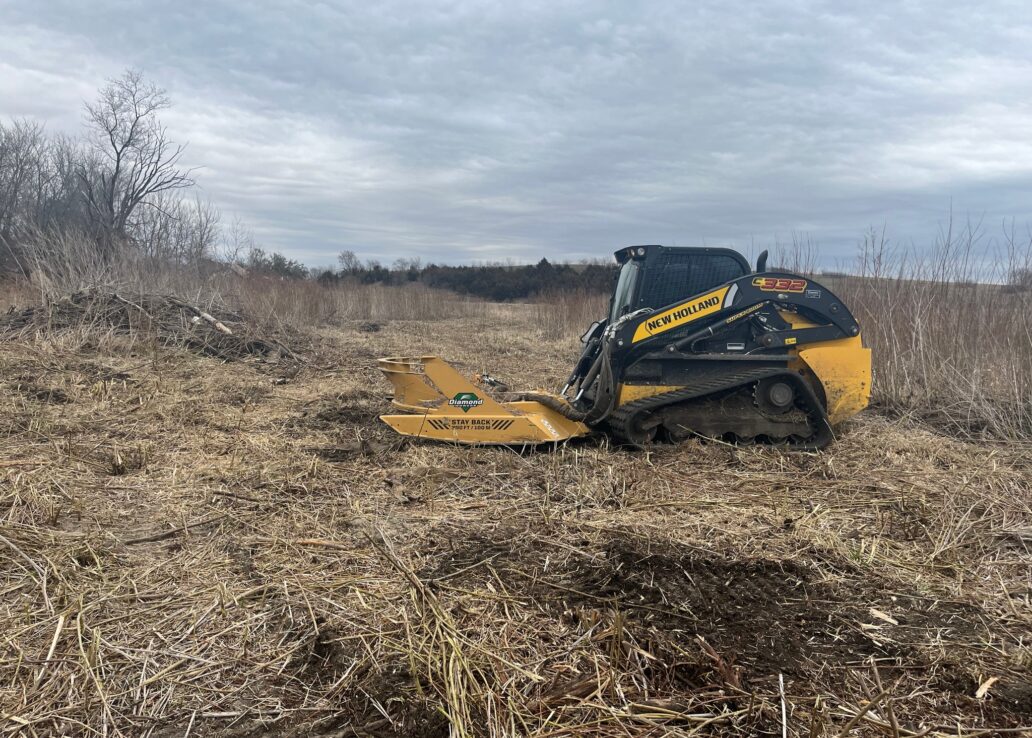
[378,245,870,449]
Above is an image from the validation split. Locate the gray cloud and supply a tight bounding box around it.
[2,0,1031,267]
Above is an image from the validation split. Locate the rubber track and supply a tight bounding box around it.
[605,367,833,450]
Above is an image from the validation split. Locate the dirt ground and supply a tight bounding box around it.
[1,304,1031,737]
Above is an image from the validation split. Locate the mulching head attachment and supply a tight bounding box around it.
[378,356,589,445]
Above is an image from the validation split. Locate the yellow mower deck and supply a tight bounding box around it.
[379,356,589,445]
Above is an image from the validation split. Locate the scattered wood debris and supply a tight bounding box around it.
[0,289,299,362]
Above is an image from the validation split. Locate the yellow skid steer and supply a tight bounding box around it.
[379,245,870,449]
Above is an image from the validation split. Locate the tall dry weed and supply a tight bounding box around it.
[4,230,487,329]
[531,289,609,340]
[0,278,35,311]
[227,277,488,328]
[837,225,1032,437]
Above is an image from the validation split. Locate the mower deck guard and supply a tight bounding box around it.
[378,356,589,445]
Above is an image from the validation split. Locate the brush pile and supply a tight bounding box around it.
[0,289,298,362]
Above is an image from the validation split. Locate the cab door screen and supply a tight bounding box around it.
[641,253,744,310]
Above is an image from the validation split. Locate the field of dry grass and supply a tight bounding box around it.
[1,287,1031,737]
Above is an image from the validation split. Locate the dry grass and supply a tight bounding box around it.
[1,297,1030,737]
[4,227,488,330]
[226,277,489,329]
[1,270,487,338]
[0,279,35,312]
[532,290,610,340]
[836,277,1031,438]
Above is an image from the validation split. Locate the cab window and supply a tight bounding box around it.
[609,261,641,322]
[640,253,744,310]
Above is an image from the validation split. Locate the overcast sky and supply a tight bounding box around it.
[2,0,1031,267]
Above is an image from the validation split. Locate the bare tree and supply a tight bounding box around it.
[78,70,194,256]
[0,120,47,242]
[36,134,91,230]
[391,257,421,272]
[218,216,255,266]
[0,119,63,274]
[337,249,361,274]
[135,193,220,266]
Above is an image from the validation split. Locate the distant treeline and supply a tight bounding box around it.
[315,253,619,301]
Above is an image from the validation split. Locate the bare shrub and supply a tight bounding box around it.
[134,195,220,267]
[770,232,820,274]
[0,121,88,274]
[0,70,217,285]
[16,226,213,299]
[837,224,1032,438]
[1010,266,1032,291]
[0,120,49,246]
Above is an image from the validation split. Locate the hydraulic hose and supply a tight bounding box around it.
[573,346,606,400]
[515,340,617,425]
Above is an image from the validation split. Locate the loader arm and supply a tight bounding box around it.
[614,272,860,353]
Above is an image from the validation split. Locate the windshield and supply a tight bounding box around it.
[609,261,641,322]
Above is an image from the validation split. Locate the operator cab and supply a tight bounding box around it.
[610,245,750,322]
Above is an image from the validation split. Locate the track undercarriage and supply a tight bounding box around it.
[605,373,831,449]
